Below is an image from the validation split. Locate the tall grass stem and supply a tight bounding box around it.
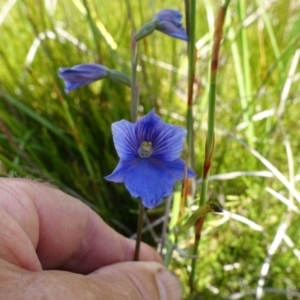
[190,1,230,294]
[185,0,196,168]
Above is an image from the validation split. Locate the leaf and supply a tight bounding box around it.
[178,201,223,232]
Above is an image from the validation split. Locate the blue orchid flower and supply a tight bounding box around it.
[59,63,131,93]
[105,110,195,209]
[135,9,188,41]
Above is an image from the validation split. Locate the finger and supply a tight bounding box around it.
[0,206,41,272]
[1,260,182,300]
[89,262,183,300]
[0,181,41,271]
[0,179,161,273]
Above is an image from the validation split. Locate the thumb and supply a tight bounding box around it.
[89,261,183,300]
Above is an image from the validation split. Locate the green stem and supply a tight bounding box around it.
[131,34,139,123]
[190,1,230,294]
[189,216,205,294]
[131,34,143,261]
[186,107,194,167]
[186,0,196,168]
[206,78,216,157]
[165,184,181,267]
[134,199,144,261]
[238,0,254,146]
[187,0,196,107]
[203,1,229,185]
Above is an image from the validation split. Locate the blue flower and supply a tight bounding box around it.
[155,9,188,41]
[105,110,195,209]
[58,63,108,93]
[58,63,131,92]
[134,9,188,42]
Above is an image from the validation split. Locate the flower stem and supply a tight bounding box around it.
[185,0,196,168]
[189,1,230,294]
[131,33,143,261]
[134,199,144,261]
[131,32,139,123]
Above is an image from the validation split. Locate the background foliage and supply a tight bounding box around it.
[1,0,300,299]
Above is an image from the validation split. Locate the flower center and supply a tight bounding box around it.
[138,141,153,158]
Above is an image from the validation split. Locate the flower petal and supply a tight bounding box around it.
[156,21,189,41]
[124,159,175,209]
[58,63,108,92]
[134,110,162,144]
[155,9,188,41]
[106,157,196,208]
[151,124,186,161]
[63,80,96,92]
[150,158,196,180]
[104,160,136,182]
[155,9,183,25]
[133,110,187,161]
[111,120,139,160]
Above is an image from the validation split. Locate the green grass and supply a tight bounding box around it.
[1,0,300,299]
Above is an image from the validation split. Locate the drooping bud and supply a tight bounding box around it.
[58,63,108,92]
[58,63,131,92]
[134,9,188,42]
[154,9,188,41]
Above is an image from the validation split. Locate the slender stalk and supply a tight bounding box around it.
[131,33,144,261]
[189,1,230,294]
[185,0,196,168]
[187,0,196,108]
[184,1,197,290]
[205,5,226,157]
[238,0,254,146]
[165,185,181,267]
[134,199,144,261]
[158,194,172,258]
[131,33,139,123]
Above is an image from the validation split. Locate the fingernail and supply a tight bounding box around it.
[156,269,183,300]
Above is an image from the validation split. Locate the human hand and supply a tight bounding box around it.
[0,178,182,299]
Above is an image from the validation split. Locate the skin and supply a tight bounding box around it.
[0,178,182,299]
